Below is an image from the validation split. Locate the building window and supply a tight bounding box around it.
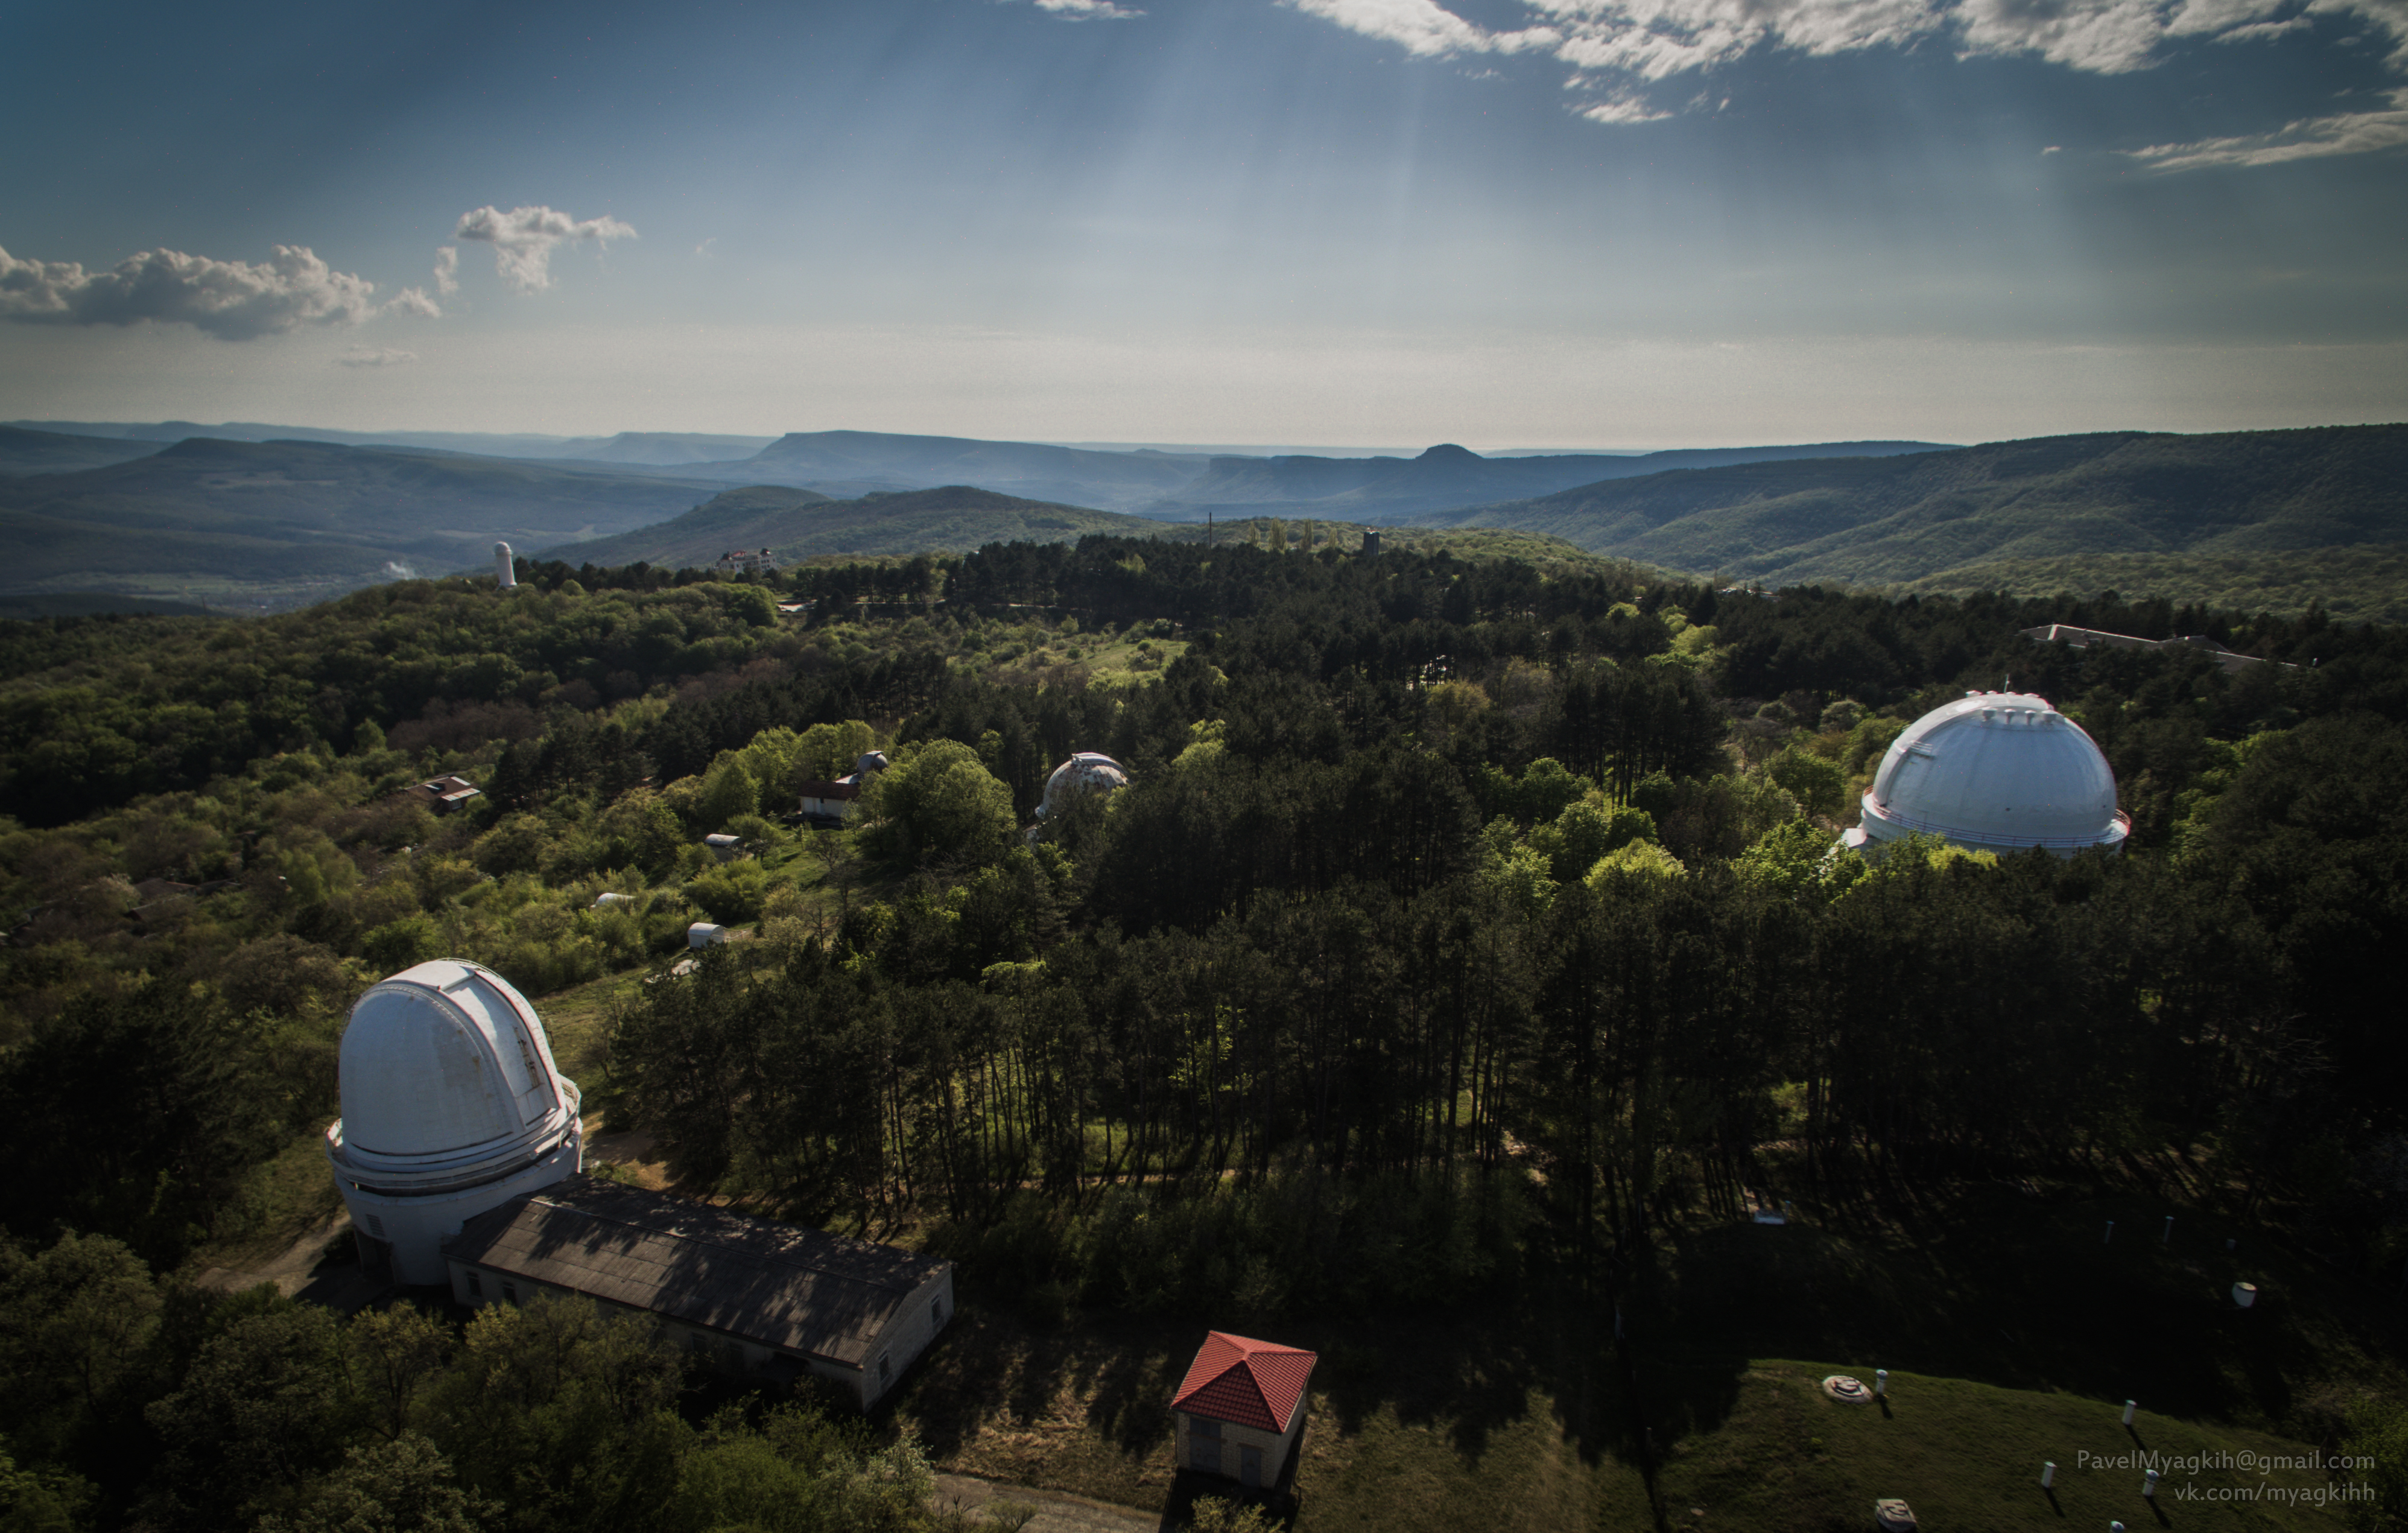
[366,1214,385,1237]
[501,1281,518,1306]
[466,1271,483,1299]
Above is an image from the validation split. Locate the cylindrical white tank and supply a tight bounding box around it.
[323,960,581,1285]
[495,541,517,590]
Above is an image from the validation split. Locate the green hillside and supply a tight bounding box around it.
[1425,425,2408,589]
[0,436,738,603]
[0,425,167,476]
[1899,542,2408,624]
[546,483,1167,567]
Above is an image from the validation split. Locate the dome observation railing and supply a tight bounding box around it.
[1867,802,2134,851]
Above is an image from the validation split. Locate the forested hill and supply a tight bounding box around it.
[0,436,737,604]
[551,484,1167,567]
[1421,424,2408,587]
[4,535,2408,1529]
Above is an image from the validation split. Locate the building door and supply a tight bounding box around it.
[1240,1445,1263,1488]
[1189,1417,1222,1474]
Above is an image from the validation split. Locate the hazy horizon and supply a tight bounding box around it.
[4,0,2403,446]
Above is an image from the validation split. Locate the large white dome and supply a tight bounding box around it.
[1848,691,2129,858]
[329,960,579,1194]
[326,960,583,1286]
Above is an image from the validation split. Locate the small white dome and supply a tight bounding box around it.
[331,960,578,1190]
[1853,691,2128,857]
[1036,752,1129,820]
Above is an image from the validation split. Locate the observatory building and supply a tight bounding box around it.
[325,960,583,1286]
[1036,752,1129,822]
[1842,691,2129,859]
[495,542,516,590]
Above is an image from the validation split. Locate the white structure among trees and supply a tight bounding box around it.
[325,960,584,1286]
[1843,691,2129,859]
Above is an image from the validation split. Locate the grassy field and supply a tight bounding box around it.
[1656,1362,2353,1531]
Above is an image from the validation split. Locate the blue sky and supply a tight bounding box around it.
[1,0,2402,447]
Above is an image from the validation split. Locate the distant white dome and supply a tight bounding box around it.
[1036,752,1129,821]
[1846,691,2128,858]
[326,960,581,1285]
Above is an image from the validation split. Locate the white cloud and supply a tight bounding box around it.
[0,243,423,340]
[340,346,419,367]
[1582,92,1676,120]
[1954,0,2178,72]
[2124,89,2408,167]
[1034,0,1143,16]
[452,205,636,294]
[1284,0,1559,56]
[432,246,459,295]
[386,287,442,320]
[1293,0,2408,133]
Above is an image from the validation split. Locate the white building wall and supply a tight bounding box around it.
[343,1129,581,1287]
[1174,1403,1308,1488]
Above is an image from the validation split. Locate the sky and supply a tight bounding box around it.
[1,0,2403,449]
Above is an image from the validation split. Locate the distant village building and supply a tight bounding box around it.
[703,832,746,862]
[397,774,483,814]
[1171,1331,1319,1491]
[716,548,781,576]
[2023,623,2280,676]
[797,752,889,826]
[443,1176,954,1408]
[688,922,730,948]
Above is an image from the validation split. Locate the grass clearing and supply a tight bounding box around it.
[1657,1362,2353,1531]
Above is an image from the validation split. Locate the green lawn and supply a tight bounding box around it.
[1657,1362,2353,1531]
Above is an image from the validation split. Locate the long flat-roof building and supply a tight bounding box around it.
[442,1176,954,1409]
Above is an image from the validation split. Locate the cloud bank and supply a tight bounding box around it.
[0,244,431,340]
[2124,88,2408,167]
[432,246,459,295]
[454,205,636,293]
[1289,0,2408,141]
[339,346,419,367]
[1034,0,1144,17]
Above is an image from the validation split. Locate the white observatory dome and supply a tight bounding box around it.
[1035,752,1129,821]
[1843,691,2129,859]
[325,960,581,1285]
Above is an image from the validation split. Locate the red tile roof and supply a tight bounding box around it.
[1171,1331,1318,1433]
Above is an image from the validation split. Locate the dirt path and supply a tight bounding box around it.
[932,1473,1170,1533]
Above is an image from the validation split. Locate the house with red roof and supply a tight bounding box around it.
[1171,1331,1318,1490]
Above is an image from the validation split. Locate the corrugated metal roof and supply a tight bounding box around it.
[443,1177,948,1368]
[1172,1331,1317,1433]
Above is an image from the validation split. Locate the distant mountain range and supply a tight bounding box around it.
[2,419,2400,617]
[0,437,729,600]
[1422,425,2408,588]
[3,419,1952,519]
[3,421,777,465]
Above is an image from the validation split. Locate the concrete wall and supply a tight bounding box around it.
[340,1128,581,1287]
[862,1266,956,1406]
[1174,1401,1308,1489]
[442,1257,948,1412]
